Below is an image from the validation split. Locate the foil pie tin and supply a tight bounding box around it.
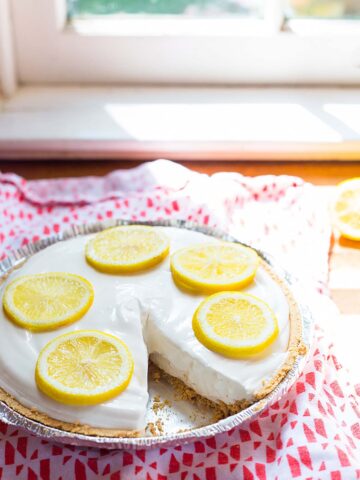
[0,219,313,449]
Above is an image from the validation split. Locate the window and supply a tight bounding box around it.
[67,0,359,18]
[3,0,360,95]
[288,0,359,17]
[68,0,264,17]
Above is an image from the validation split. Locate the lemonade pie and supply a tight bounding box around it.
[0,226,302,437]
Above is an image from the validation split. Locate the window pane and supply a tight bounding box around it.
[287,0,360,18]
[68,0,264,17]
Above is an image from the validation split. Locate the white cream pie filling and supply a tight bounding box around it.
[0,227,289,431]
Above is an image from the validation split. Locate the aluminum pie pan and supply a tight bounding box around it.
[0,219,313,450]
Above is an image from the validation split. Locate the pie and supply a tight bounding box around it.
[0,225,303,437]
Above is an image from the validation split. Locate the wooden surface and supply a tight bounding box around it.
[0,159,359,375]
[1,160,360,185]
[0,140,360,162]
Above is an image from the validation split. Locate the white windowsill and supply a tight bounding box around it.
[0,85,359,160]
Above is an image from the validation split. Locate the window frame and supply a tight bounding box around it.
[2,0,360,96]
[0,0,17,96]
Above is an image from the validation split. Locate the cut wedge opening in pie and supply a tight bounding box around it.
[0,226,303,437]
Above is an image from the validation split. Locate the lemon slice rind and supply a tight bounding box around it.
[171,243,259,293]
[35,330,134,406]
[3,272,94,331]
[193,292,279,358]
[85,225,170,273]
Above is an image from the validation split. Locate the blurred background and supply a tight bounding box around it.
[0,0,359,413]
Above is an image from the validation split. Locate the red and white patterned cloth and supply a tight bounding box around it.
[0,160,358,480]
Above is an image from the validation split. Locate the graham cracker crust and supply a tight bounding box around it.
[0,387,141,438]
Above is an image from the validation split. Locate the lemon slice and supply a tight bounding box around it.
[85,225,170,273]
[35,330,134,406]
[171,243,259,293]
[3,273,94,331]
[333,177,360,241]
[193,292,279,358]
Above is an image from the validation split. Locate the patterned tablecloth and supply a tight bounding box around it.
[0,160,358,480]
